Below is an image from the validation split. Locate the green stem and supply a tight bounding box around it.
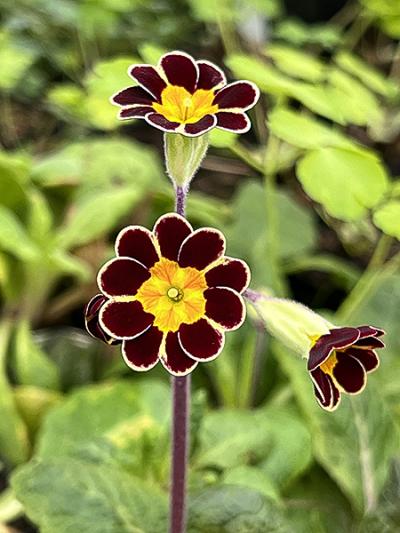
[216,0,239,56]
[230,144,263,173]
[336,235,393,323]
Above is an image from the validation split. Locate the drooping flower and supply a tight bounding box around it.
[247,293,385,412]
[111,51,260,137]
[85,213,250,376]
[308,325,385,411]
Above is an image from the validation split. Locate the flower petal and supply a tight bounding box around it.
[205,257,250,293]
[84,294,121,345]
[129,65,166,100]
[197,60,226,90]
[332,352,366,394]
[153,213,193,261]
[112,86,155,106]
[122,326,162,372]
[310,368,340,411]
[99,300,153,340]
[216,111,250,133]
[346,348,380,373]
[307,327,360,371]
[205,287,245,331]
[178,228,226,270]
[97,257,150,298]
[178,318,224,361]
[161,331,198,376]
[213,81,260,111]
[357,325,385,338]
[159,51,198,93]
[183,114,217,137]
[145,113,180,132]
[119,106,153,120]
[353,336,385,349]
[116,226,159,268]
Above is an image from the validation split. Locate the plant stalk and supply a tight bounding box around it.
[169,185,190,533]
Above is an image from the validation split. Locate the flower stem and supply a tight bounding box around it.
[169,185,190,533]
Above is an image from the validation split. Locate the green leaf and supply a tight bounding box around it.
[0,153,28,209]
[47,83,87,122]
[57,187,141,248]
[222,466,280,502]
[12,458,168,533]
[0,206,40,260]
[49,250,91,280]
[335,51,398,99]
[373,200,400,239]
[268,108,356,150]
[27,189,54,245]
[188,485,285,532]
[209,128,237,148]
[13,320,60,390]
[287,83,346,123]
[14,386,62,437]
[0,32,36,90]
[84,57,139,130]
[138,43,166,65]
[275,342,399,512]
[266,44,326,82]
[297,147,388,221]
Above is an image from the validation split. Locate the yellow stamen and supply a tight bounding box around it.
[152,85,218,124]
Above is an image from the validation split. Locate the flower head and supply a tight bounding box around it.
[85,213,250,376]
[111,51,260,137]
[308,326,385,411]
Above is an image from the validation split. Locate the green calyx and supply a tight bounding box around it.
[164,133,209,187]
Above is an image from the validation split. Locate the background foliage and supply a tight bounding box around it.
[0,0,399,531]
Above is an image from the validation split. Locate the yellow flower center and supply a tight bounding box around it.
[152,85,218,124]
[136,257,207,333]
[320,352,338,376]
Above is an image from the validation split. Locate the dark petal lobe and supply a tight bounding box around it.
[178,228,225,270]
[310,367,334,409]
[99,300,153,340]
[153,213,193,261]
[129,65,166,100]
[197,60,226,90]
[216,112,250,133]
[353,336,385,349]
[333,352,366,394]
[213,81,260,110]
[84,294,120,345]
[119,106,152,119]
[161,331,198,376]
[116,226,159,268]
[205,257,250,293]
[145,113,180,132]
[98,258,150,298]
[346,348,380,373]
[184,115,216,137]
[205,287,245,331]
[308,327,360,371]
[122,326,162,371]
[160,51,198,93]
[178,319,224,361]
[112,86,155,106]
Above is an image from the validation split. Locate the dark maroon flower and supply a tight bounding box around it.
[84,213,250,376]
[308,325,385,411]
[111,51,260,137]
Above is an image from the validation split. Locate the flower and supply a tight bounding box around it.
[85,213,250,376]
[308,325,385,411]
[111,51,260,137]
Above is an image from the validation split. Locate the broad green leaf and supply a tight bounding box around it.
[297,147,388,221]
[27,189,53,245]
[275,342,399,512]
[288,83,345,123]
[373,200,400,239]
[222,466,280,502]
[85,57,139,130]
[274,20,341,48]
[188,485,285,532]
[138,43,166,65]
[335,51,398,99]
[225,54,295,96]
[49,250,91,280]
[268,108,356,150]
[0,206,40,260]
[0,153,27,209]
[13,320,60,390]
[266,44,326,82]
[14,386,62,436]
[57,187,141,248]
[0,32,36,90]
[47,83,87,122]
[209,128,237,148]
[12,458,168,533]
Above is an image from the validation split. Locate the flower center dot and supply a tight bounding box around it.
[167,286,184,303]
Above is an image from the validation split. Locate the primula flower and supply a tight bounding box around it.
[308,326,385,411]
[85,213,250,376]
[111,51,260,137]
